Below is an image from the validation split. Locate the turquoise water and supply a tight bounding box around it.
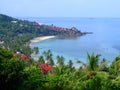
[23,17,120,64]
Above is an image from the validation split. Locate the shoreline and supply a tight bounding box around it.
[30,36,56,43]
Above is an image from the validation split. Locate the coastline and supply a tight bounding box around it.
[30,35,56,61]
[30,36,56,43]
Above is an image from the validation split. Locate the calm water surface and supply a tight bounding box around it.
[20,17,120,64]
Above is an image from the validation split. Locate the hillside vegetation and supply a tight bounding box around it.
[0,14,86,55]
[0,48,120,90]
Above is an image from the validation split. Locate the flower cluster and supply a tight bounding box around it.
[14,53,31,61]
[39,63,53,74]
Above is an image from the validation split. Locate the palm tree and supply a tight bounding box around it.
[109,55,120,75]
[67,60,75,72]
[67,60,73,69]
[47,55,54,66]
[76,53,101,71]
[98,58,108,71]
[76,59,87,69]
[43,50,54,66]
[38,56,45,64]
[87,53,101,71]
[56,55,65,67]
[43,51,47,59]
[76,53,102,80]
[33,47,39,54]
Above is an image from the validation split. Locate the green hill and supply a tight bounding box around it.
[0,14,62,54]
[0,14,60,37]
[0,14,87,55]
[0,14,16,22]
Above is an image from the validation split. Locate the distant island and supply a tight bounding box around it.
[0,14,92,55]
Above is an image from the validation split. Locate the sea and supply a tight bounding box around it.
[19,17,120,66]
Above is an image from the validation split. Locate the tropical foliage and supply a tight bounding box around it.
[0,14,119,90]
[0,48,120,90]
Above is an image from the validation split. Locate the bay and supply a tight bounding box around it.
[20,17,120,64]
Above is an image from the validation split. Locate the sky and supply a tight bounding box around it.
[0,0,120,17]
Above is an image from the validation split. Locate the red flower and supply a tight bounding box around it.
[14,53,31,61]
[20,54,31,61]
[40,63,53,74]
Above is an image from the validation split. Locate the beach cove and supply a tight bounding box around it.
[29,18,120,65]
[30,36,56,43]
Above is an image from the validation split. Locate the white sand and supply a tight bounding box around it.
[30,36,56,43]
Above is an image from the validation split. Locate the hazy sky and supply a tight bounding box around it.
[0,0,120,17]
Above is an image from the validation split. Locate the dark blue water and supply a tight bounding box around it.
[20,17,120,64]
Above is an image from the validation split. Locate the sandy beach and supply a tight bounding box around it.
[30,36,56,43]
